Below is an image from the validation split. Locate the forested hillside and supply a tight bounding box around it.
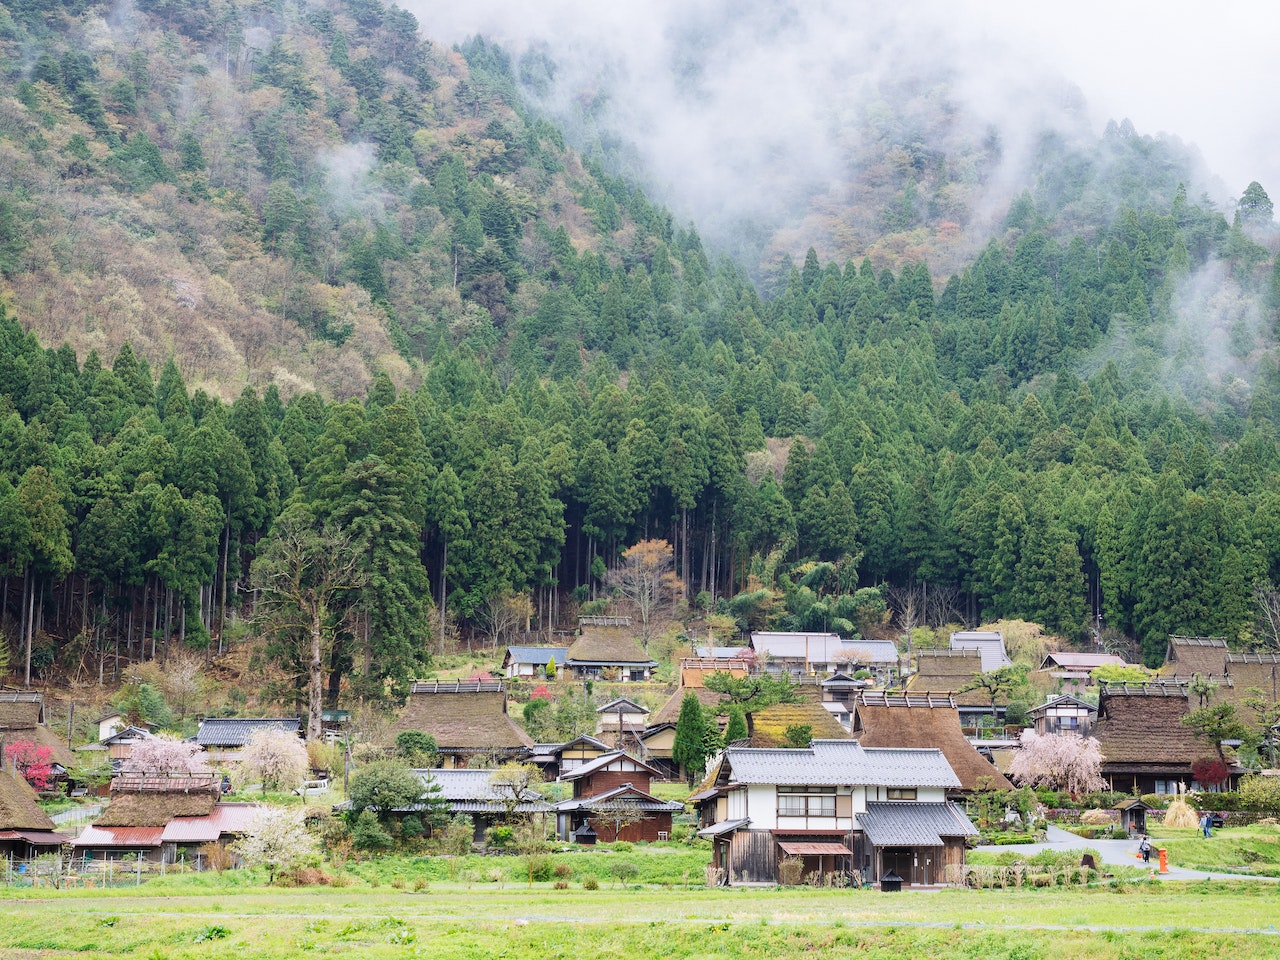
[0,0,1279,710]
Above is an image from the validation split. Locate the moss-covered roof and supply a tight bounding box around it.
[746,700,850,748]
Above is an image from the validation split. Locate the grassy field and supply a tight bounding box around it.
[1147,825,1280,876]
[3,870,1280,959]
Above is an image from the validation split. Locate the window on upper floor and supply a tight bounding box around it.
[886,787,917,801]
[777,785,837,817]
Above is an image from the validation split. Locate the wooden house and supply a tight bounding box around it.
[564,618,657,681]
[693,740,975,887]
[595,697,649,747]
[1093,682,1241,794]
[1028,695,1097,738]
[554,751,681,842]
[388,680,532,768]
[195,717,301,764]
[0,765,65,860]
[414,769,552,842]
[502,646,569,680]
[73,772,222,863]
[749,632,898,678]
[1038,651,1128,693]
[525,734,613,781]
[850,692,1012,793]
[1163,636,1229,681]
[680,656,750,688]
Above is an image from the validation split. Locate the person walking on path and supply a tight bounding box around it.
[1200,813,1213,838]
[1139,834,1151,863]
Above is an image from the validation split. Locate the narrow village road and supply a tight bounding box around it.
[975,824,1279,882]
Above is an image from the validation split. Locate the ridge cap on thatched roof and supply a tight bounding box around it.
[1098,681,1191,697]
[857,692,959,709]
[1169,635,1229,648]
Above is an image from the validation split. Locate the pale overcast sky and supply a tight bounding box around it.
[413,0,1280,211]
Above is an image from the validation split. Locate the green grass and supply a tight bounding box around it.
[2,876,1280,959]
[1147,824,1280,875]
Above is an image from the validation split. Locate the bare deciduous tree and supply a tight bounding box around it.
[607,539,682,646]
[1254,582,1280,650]
[479,590,533,649]
[251,509,367,742]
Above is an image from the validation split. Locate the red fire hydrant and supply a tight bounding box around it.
[1158,848,1168,874]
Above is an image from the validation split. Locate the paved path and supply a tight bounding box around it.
[975,824,1278,882]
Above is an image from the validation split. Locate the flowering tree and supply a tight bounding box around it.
[1008,729,1106,796]
[239,728,309,794]
[232,807,317,883]
[4,740,54,791]
[120,734,211,775]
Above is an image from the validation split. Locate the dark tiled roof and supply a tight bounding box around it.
[857,801,977,846]
[560,750,665,783]
[196,718,301,748]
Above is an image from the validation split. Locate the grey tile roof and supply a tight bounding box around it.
[505,646,569,666]
[949,632,1012,672]
[856,801,977,846]
[694,647,752,659]
[556,784,683,813]
[195,718,301,747]
[721,740,960,789]
[412,769,544,803]
[560,750,665,782]
[596,697,649,714]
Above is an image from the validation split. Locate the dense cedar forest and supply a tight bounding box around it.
[0,0,1279,711]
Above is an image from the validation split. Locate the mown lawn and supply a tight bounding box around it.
[2,871,1280,959]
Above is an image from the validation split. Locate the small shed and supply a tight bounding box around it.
[1113,797,1155,835]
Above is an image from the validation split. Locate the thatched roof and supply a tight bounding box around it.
[1093,684,1218,771]
[652,687,730,727]
[0,766,57,831]
[851,694,1012,791]
[906,649,989,706]
[0,698,42,729]
[1222,654,1280,727]
[566,626,656,666]
[1163,636,1228,680]
[96,790,219,827]
[389,688,532,753]
[746,700,850,747]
